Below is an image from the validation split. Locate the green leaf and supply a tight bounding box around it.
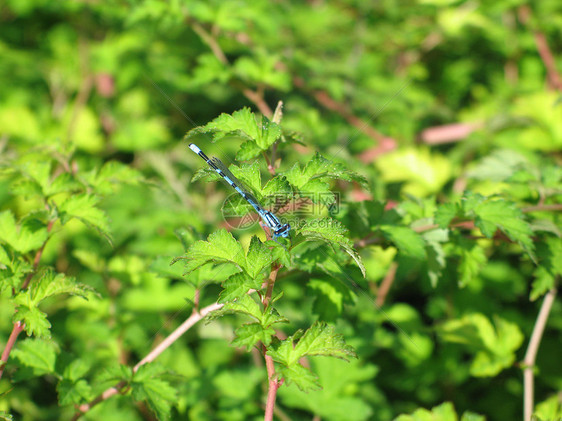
[63,359,91,381]
[380,225,427,259]
[454,238,487,287]
[279,357,376,420]
[261,175,293,201]
[13,305,51,338]
[236,140,262,160]
[534,393,562,420]
[229,161,262,194]
[268,321,356,367]
[308,278,356,321]
[215,294,264,323]
[46,173,82,196]
[0,411,13,421]
[282,153,368,200]
[375,147,452,196]
[439,313,524,377]
[176,229,246,274]
[277,363,321,392]
[434,203,457,228]
[13,271,89,337]
[91,161,143,194]
[462,194,535,258]
[131,364,177,421]
[58,194,112,242]
[426,241,445,287]
[460,412,486,421]
[184,108,281,151]
[231,323,276,351]
[245,236,274,279]
[394,401,458,421]
[27,270,89,305]
[12,339,57,375]
[57,379,92,405]
[299,218,365,277]
[218,272,262,303]
[0,211,48,254]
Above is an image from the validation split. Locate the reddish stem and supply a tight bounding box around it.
[0,321,25,380]
[261,264,282,421]
[264,354,282,421]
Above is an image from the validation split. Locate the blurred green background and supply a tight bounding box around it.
[1,1,561,420]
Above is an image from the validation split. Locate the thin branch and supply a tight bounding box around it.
[523,287,557,421]
[190,21,228,65]
[262,264,282,421]
[66,39,93,142]
[292,75,387,143]
[0,321,25,380]
[72,301,223,420]
[375,262,398,307]
[521,204,562,213]
[518,6,562,91]
[190,20,273,117]
[264,355,282,421]
[21,219,55,290]
[2,218,55,379]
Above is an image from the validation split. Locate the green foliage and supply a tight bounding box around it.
[1,1,562,420]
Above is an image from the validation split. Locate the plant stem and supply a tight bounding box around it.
[262,264,282,421]
[0,321,25,380]
[71,301,223,420]
[190,20,273,117]
[521,204,562,213]
[375,262,398,307]
[264,355,281,421]
[523,287,557,421]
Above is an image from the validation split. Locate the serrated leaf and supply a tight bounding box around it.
[216,294,264,322]
[58,194,112,242]
[261,175,293,201]
[232,323,276,351]
[27,270,89,305]
[434,203,457,228]
[218,272,262,303]
[278,363,321,392]
[229,161,262,195]
[268,321,356,368]
[184,108,281,151]
[12,339,57,375]
[236,140,262,160]
[454,238,487,287]
[13,305,51,338]
[46,173,82,196]
[92,161,143,194]
[131,365,177,421]
[282,153,368,198]
[0,211,48,254]
[245,236,274,279]
[299,219,365,277]
[57,379,92,405]
[176,229,246,274]
[380,225,427,259]
[394,401,458,421]
[462,194,534,258]
[63,359,91,381]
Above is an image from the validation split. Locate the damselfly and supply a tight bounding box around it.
[189,143,291,239]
